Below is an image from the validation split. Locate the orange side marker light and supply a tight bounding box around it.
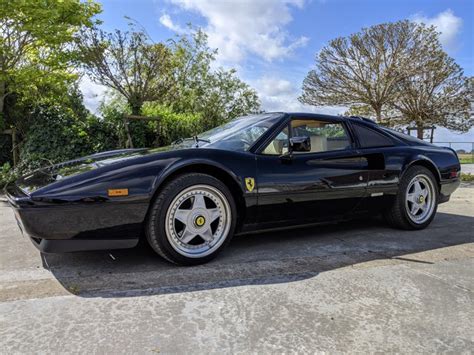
[108,188,129,197]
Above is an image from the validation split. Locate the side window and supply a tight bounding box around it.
[291,119,351,154]
[352,124,394,148]
[262,126,289,155]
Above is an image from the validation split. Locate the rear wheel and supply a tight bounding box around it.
[146,173,236,265]
[384,166,438,230]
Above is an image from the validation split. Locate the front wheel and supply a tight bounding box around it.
[146,173,236,265]
[384,166,438,230]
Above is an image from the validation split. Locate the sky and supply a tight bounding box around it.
[81,0,474,145]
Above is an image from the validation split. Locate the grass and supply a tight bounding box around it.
[460,173,474,182]
[458,153,474,164]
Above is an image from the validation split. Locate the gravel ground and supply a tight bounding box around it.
[0,188,473,354]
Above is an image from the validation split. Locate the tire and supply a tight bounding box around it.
[146,173,237,265]
[384,165,439,230]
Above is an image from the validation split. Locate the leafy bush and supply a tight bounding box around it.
[19,105,118,172]
[0,162,17,188]
[142,103,204,146]
[101,100,207,148]
[83,115,119,152]
[461,173,474,182]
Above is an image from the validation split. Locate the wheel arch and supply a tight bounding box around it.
[148,160,246,230]
[403,157,441,190]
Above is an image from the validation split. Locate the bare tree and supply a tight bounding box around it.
[299,21,440,122]
[392,53,472,138]
[78,26,173,115]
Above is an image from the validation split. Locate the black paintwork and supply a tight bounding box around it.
[5,113,461,253]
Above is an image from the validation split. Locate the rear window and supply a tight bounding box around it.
[381,127,429,145]
[352,124,394,148]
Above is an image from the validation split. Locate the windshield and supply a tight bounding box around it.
[185,113,282,151]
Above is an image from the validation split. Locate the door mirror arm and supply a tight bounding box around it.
[279,152,293,163]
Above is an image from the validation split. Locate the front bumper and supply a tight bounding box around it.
[29,236,138,253]
[5,183,144,253]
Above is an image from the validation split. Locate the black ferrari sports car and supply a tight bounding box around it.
[6,112,461,265]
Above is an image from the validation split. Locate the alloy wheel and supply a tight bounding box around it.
[405,174,436,224]
[165,184,232,258]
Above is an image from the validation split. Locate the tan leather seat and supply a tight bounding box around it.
[310,135,327,153]
[263,140,283,155]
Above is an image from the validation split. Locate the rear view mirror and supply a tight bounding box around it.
[290,136,311,152]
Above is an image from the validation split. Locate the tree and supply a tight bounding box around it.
[86,27,260,143]
[392,51,472,138]
[163,29,217,113]
[299,21,441,122]
[78,25,174,115]
[195,68,261,128]
[0,0,100,165]
[343,104,401,127]
[163,30,260,127]
[0,0,101,124]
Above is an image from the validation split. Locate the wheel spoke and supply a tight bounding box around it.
[407,193,417,203]
[200,226,214,242]
[207,208,220,223]
[192,194,206,209]
[421,188,429,198]
[174,209,191,224]
[411,204,420,215]
[180,229,197,244]
[413,181,422,195]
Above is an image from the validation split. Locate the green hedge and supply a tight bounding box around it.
[20,105,118,172]
[0,102,218,188]
[141,103,205,146]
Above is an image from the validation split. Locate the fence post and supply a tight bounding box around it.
[12,127,18,167]
[123,116,134,149]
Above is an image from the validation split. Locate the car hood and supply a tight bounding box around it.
[16,146,177,195]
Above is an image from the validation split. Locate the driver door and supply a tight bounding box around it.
[255,118,368,228]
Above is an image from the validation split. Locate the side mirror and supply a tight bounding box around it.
[289,136,311,152]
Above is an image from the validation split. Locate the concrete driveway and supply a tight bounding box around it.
[1,188,473,353]
[461,163,474,174]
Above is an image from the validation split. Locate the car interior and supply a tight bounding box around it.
[262,119,350,155]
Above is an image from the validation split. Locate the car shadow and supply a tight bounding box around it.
[42,212,474,298]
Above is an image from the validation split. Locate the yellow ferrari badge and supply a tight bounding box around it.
[195,216,206,227]
[245,177,255,192]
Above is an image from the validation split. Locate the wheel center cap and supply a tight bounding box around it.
[194,215,206,227]
[418,195,425,204]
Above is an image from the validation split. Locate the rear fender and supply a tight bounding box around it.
[402,155,441,186]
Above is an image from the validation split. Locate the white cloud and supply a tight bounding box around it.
[255,76,344,115]
[161,0,309,64]
[159,13,187,34]
[79,76,107,114]
[412,9,462,49]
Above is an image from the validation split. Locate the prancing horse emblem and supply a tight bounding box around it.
[245,177,255,192]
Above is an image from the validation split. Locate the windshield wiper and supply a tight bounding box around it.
[172,136,210,147]
[193,136,210,145]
